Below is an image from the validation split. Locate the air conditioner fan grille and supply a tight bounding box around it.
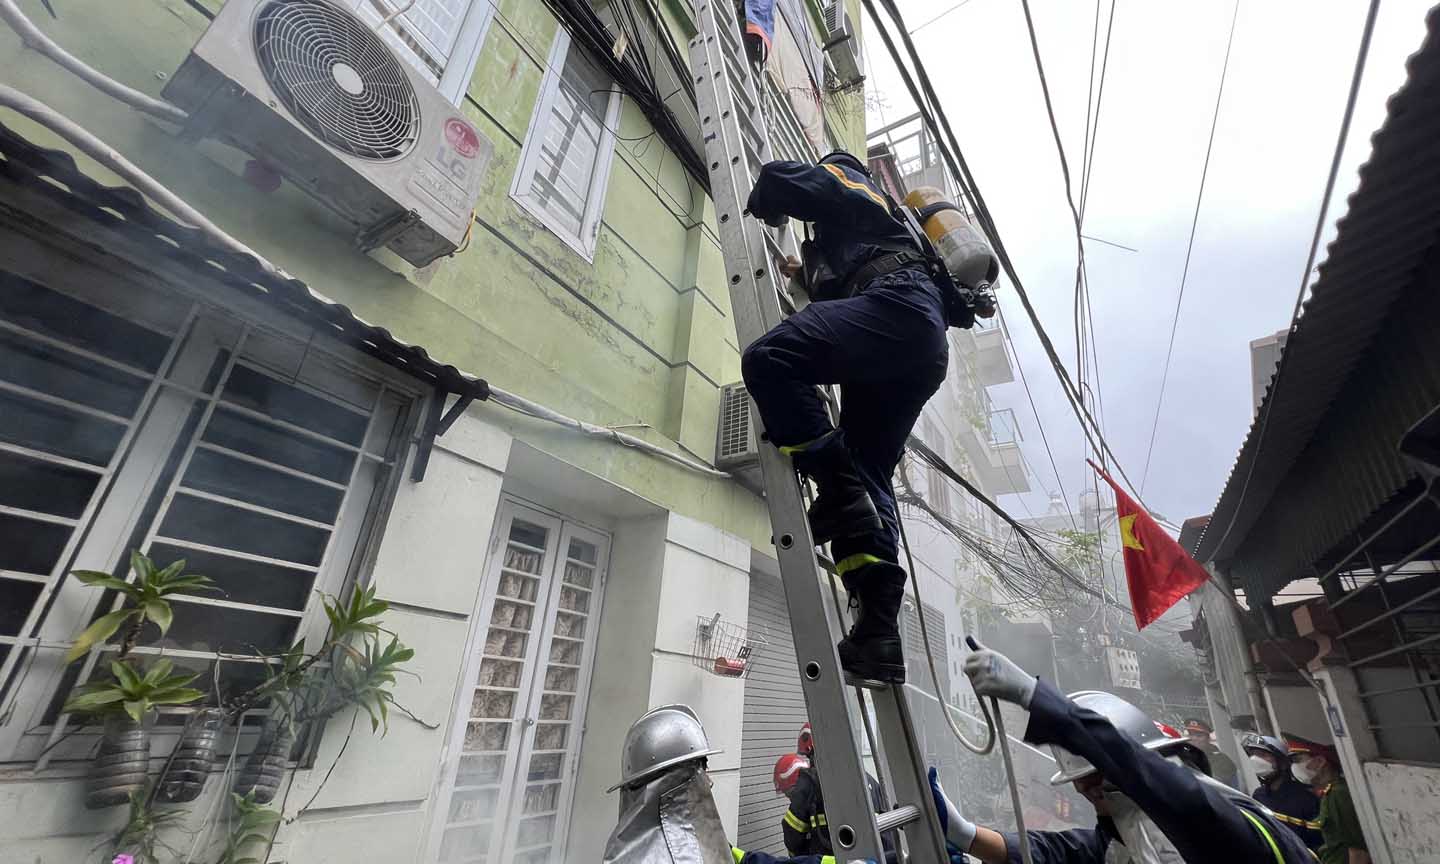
[254,0,421,160]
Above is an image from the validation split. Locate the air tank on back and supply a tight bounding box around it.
[903,186,999,290]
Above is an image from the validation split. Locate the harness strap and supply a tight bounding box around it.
[844,250,928,297]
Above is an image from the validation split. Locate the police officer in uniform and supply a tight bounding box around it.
[742,151,986,684]
[1244,734,1322,853]
[925,643,1318,863]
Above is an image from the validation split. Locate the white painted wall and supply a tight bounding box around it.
[1364,761,1440,864]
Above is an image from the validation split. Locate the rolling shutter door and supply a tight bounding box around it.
[737,570,807,855]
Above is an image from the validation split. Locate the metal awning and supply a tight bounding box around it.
[0,119,491,403]
[1192,6,1440,600]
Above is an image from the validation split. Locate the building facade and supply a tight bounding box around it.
[0,0,880,862]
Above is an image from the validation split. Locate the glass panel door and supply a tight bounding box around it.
[502,523,607,864]
[436,504,562,864]
[431,502,608,864]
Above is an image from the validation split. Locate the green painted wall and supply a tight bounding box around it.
[0,0,870,550]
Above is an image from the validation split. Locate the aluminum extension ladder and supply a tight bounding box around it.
[686,3,949,862]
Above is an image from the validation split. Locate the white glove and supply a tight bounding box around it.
[963,641,1037,708]
[929,767,977,853]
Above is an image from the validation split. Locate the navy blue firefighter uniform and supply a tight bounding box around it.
[999,680,1316,864]
[742,153,948,684]
[783,763,894,857]
[1253,776,1323,853]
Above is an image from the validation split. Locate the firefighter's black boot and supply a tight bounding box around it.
[797,441,882,545]
[837,563,907,685]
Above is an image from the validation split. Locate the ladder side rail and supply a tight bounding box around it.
[688,3,887,859]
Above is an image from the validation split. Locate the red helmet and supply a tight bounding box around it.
[797,722,814,758]
[774,753,809,795]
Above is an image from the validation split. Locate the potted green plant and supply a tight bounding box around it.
[214,790,281,864]
[232,585,413,804]
[59,551,215,808]
[63,659,205,809]
[157,706,225,804]
[64,551,216,663]
[107,784,185,864]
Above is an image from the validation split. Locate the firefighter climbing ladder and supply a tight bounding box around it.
[687,3,949,862]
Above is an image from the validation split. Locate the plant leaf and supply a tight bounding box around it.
[144,657,175,684]
[123,699,147,724]
[152,558,186,587]
[129,549,154,583]
[142,599,173,635]
[61,688,127,714]
[149,687,205,706]
[70,570,134,593]
[65,608,135,662]
[111,660,142,691]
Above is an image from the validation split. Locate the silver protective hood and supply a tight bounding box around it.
[602,763,734,864]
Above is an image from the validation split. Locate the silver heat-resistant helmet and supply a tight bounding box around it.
[607,703,724,792]
[1049,690,1186,784]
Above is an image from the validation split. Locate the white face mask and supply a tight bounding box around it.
[1103,790,1186,864]
[1292,758,1320,785]
[1249,754,1279,780]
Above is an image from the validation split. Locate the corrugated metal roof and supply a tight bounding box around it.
[1193,4,1440,573]
[0,120,490,401]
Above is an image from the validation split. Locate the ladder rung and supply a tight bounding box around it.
[875,804,923,833]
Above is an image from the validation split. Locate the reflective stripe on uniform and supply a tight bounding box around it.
[836,553,884,575]
[731,847,745,864]
[812,813,828,828]
[1240,808,1287,864]
[1272,811,1322,830]
[819,164,888,209]
[783,809,807,831]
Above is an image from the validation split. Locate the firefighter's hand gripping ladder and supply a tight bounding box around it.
[686,3,950,861]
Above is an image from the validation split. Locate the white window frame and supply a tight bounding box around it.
[352,0,497,105]
[510,28,623,262]
[0,252,422,765]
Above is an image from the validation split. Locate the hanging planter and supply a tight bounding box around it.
[233,715,296,805]
[157,708,225,803]
[85,714,151,810]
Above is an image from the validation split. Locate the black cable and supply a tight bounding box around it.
[866,0,1150,509]
[1201,0,1383,557]
[1139,0,1241,493]
[998,309,1079,531]
[1079,0,1119,223]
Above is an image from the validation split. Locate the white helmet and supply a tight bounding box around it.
[1049,691,1186,784]
[607,704,724,792]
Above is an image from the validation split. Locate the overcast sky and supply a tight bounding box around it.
[861,0,1436,527]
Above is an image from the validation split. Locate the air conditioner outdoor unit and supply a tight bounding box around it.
[162,0,492,267]
[822,1,862,85]
[716,382,764,494]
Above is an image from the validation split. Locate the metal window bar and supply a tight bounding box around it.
[42,326,390,765]
[0,303,197,716]
[1322,481,1440,760]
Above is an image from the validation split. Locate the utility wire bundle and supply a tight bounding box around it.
[540,0,709,193]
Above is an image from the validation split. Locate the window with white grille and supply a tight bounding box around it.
[0,267,416,762]
[511,28,622,261]
[350,0,496,104]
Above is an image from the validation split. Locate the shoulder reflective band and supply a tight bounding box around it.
[819,164,888,209]
[731,847,745,864]
[1240,808,1287,864]
[1272,812,1322,830]
[783,809,807,831]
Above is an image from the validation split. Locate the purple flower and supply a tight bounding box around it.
[113,855,136,864]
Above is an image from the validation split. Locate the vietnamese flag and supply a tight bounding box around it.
[1088,460,1211,629]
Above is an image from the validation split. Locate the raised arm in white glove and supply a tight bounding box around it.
[962,641,1038,709]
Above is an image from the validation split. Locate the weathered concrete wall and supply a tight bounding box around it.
[1364,761,1440,864]
[0,0,771,549]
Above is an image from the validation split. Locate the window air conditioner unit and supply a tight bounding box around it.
[162,0,491,267]
[716,382,764,494]
[822,1,862,85]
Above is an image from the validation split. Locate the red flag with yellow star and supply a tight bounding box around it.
[1087,460,1210,629]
